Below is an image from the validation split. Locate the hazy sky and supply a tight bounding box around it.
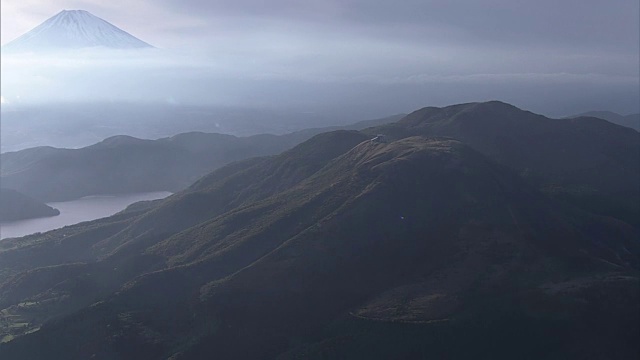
[1,0,639,116]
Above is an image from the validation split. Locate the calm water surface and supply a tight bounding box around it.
[0,191,172,240]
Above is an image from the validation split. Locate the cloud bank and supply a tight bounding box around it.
[1,0,638,116]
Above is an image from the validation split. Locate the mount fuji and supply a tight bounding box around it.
[2,10,153,52]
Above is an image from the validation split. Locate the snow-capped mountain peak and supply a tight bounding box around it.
[2,10,153,52]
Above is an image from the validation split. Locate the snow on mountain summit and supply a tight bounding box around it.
[2,10,153,52]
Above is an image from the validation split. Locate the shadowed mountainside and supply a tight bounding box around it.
[0,118,638,358]
[0,189,60,222]
[366,101,640,227]
[568,111,640,131]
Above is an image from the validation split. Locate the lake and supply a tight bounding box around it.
[0,191,172,240]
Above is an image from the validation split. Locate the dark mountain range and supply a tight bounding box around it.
[0,189,59,222]
[567,111,640,131]
[0,102,638,358]
[366,101,640,227]
[2,10,152,52]
[0,114,403,203]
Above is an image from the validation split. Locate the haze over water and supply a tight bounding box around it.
[0,191,171,240]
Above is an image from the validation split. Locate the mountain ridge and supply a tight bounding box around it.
[366,100,640,226]
[567,110,640,131]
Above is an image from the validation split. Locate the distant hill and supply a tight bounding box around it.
[0,188,59,222]
[0,103,405,153]
[2,10,152,52]
[0,114,403,203]
[1,133,283,202]
[568,111,640,131]
[0,104,638,358]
